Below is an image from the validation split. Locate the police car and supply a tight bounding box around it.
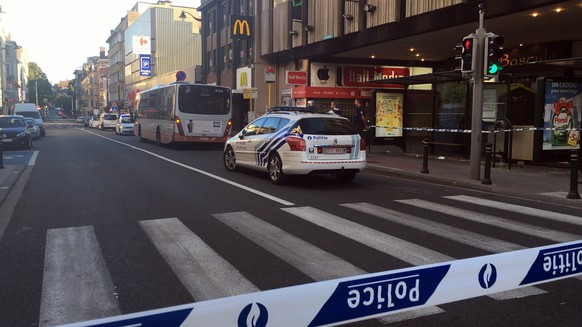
[223,106,367,184]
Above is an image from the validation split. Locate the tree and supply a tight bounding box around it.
[27,62,54,107]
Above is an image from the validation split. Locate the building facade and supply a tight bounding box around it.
[123,1,202,110]
[198,0,582,162]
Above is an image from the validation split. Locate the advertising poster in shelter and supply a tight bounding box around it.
[543,80,582,150]
[375,91,404,137]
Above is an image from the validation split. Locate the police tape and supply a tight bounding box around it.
[369,125,581,134]
[60,240,582,327]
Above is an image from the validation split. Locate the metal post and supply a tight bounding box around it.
[470,4,486,180]
[566,150,580,199]
[421,138,430,174]
[0,138,4,169]
[481,143,493,185]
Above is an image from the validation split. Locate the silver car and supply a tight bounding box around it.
[24,117,41,140]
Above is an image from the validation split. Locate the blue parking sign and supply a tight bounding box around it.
[140,54,151,76]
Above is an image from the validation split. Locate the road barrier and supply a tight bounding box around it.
[60,240,582,327]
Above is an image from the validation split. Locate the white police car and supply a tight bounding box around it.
[223,106,367,184]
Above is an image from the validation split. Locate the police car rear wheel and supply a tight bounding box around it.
[268,153,288,185]
[223,147,238,172]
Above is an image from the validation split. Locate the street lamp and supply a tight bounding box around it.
[179,10,202,22]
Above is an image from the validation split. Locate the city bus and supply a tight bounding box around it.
[134,82,232,145]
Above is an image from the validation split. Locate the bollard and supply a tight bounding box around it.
[481,143,493,185]
[566,150,580,199]
[0,141,4,169]
[420,138,429,174]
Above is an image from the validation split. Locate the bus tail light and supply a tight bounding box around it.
[285,136,306,151]
[175,116,185,136]
[223,119,232,137]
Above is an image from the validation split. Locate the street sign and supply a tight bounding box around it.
[265,67,276,83]
[140,55,151,76]
[176,71,187,81]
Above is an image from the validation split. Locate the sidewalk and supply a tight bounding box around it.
[365,145,582,208]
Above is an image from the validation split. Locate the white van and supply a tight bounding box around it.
[14,103,45,137]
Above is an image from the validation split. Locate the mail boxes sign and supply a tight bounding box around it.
[231,15,253,40]
[286,70,308,85]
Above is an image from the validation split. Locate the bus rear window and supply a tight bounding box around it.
[178,85,230,115]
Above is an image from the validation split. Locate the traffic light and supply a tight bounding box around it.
[485,33,504,77]
[461,34,476,74]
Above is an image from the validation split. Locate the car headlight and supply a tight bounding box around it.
[17,132,28,138]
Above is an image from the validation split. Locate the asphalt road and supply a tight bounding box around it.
[0,127,581,326]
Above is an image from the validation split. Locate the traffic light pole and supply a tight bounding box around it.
[469,6,486,180]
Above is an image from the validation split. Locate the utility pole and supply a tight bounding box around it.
[469,4,486,180]
[35,80,39,106]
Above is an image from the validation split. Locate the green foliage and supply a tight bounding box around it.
[27,62,54,106]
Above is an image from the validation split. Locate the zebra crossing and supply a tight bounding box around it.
[39,195,582,326]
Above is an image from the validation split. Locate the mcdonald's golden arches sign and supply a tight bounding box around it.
[231,15,253,40]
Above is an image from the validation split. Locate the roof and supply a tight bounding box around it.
[528,57,582,70]
[372,71,466,86]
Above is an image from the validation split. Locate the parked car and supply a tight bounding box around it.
[223,106,367,184]
[14,103,45,137]
[89,115,100,128]
[115,114,134,135]
[0,115,33,150]
[24,117,41,140]
[99,113,118,130]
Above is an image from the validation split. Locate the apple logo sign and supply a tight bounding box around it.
[317,65,330,84]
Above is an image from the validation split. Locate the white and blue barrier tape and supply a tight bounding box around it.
[60,240,582,327]
[369,126,581,134]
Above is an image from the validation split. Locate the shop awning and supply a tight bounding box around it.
[372,71,466,85]
[529,57,582,70]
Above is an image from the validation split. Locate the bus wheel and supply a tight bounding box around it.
[223,146,238,172]
[138,125,145,141]
[156,128,161,146]
[267,153,288,185]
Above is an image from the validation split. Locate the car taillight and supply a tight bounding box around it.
[223,119,232,137]
[175,116,184,135]
[285,136,306,151]
[360,136,366,151]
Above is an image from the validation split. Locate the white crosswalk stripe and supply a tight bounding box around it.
[397,198,580,243]
[341,202,546,300]
[39,226,120,327]
[139,218,259,300]
[283,206,545,302]
[445,195,582,226]
[213,211,444,323]
[38,197,582,326]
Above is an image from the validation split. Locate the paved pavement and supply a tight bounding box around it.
[1,145,581,210]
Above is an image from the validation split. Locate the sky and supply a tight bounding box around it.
[1,0,200,85]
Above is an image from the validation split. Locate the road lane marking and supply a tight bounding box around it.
[139,218,259,300]
[39,226,120,327]
[82,129,294,206]
[213,211,443,323]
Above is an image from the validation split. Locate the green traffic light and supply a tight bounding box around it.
[487,62,503,75]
